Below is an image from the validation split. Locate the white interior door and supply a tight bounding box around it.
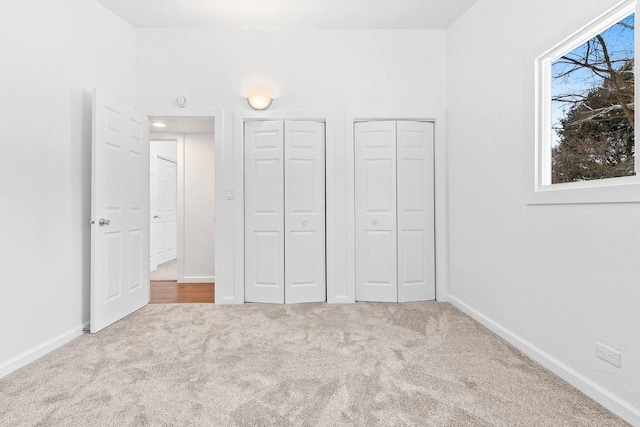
[149,149,158,272]
[244,120,285,303]
[154,157,177,265]
[91,89,149,333]
[284,121,325,304]
[397,121,435,302]
[355,121,398,302]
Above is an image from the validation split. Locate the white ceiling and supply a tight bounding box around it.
[149,118,215,135]
[96,0,478,29]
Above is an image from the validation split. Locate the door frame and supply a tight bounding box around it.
[142,108,223,289]
[233,110,339,304]
[346,110,449,302]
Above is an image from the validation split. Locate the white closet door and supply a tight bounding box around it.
[149,150,158,272]
[244,120,285,303]
[355,121,397,302]
[397,121,435,302]
[284,121,325,304]
[165,160,177,261]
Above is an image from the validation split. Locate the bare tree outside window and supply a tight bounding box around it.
[551,13,635,183]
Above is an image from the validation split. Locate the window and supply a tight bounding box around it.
[551,11,635,184]
[536,1,638,193]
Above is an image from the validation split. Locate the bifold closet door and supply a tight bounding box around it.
[397,121,435,302]
[355,120,435,303]
[284,121,325,304]
[244,120,285,303]
[245,120,325,304]
[355,121,398,302]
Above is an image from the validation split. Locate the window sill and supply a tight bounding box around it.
[526,177,640,205]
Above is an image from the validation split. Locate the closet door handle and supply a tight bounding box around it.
[302,220,308,226]
[372,220,378,225]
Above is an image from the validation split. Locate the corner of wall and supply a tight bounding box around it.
[0,322,89,380]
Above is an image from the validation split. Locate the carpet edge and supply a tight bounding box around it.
[448,295,639,426]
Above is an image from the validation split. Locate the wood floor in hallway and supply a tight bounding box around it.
[150,282,214,304]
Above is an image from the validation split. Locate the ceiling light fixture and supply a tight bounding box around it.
[151,121,167,128]
[247,95,273,111]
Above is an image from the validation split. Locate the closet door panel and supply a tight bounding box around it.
[244,120,285,303]
[397,121,435,302]
[284,121,325,304]
[355,121,397,302]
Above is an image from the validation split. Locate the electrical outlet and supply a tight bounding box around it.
[596,342,621,368]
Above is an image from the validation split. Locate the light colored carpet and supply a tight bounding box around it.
[0,302,628,426]
[150,258,177,281]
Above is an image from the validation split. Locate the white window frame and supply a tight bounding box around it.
[530,0,640,205]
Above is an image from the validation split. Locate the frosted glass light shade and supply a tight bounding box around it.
[247,95,272,110]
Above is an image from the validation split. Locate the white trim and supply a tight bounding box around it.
[345,110,449,302]
[233,110,339,304]
[448,295,640,426]
[0,322,89,379]
[531,0,640,204]
[182,276,215,283]
[177,134,186,283]
[544,1,636,65]
[527,177,640,205]
[232,114,245,305]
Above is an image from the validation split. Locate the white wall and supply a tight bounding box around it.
[135,29,447,302]
[447,0,640,423]
[2,1,636,421]
[0,0,135,375]
[183,133,216,282]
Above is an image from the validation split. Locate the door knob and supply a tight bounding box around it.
[99,218,111,226]
[154,215,160,219]
[372,220,378,225]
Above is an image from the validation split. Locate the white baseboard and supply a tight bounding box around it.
[180,276,215,283]
[448,295,640,426]
[0,322,88,379]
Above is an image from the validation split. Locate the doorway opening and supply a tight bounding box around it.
[148,117,216,303]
